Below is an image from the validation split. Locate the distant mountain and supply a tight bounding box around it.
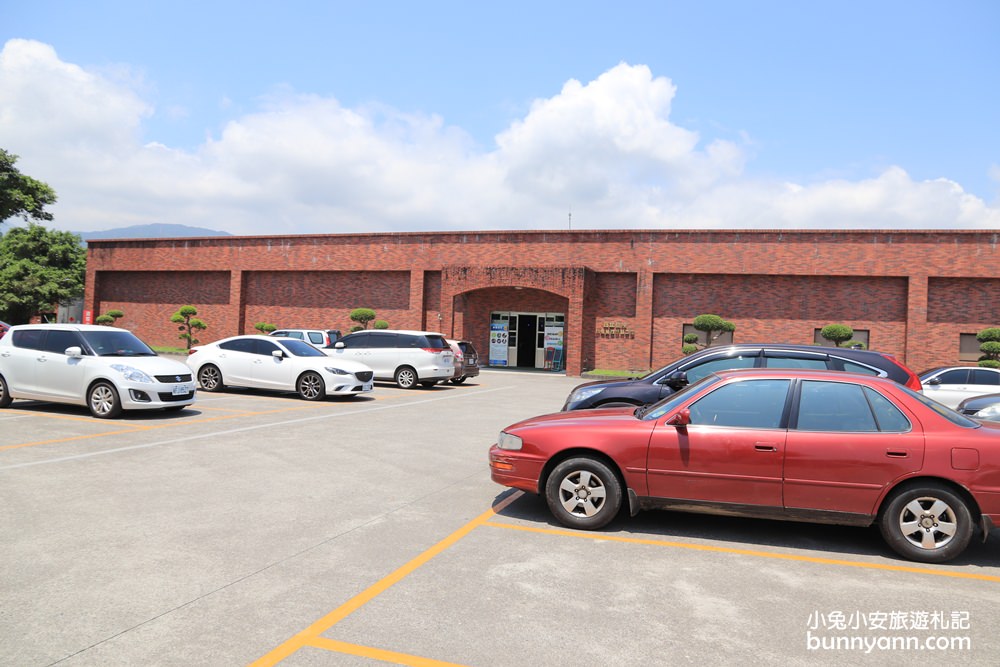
[79,223,232,241]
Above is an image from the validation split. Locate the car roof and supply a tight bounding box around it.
[711,367,895,384]
[7,323,127,332]
[343,329,445,336]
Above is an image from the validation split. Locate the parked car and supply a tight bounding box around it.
[270,328,342,347]
[491,368,1000,563]
[920,366,1000,409]
[447,339,480,385]
[325,330,453,389]
[187,335,373,400]
[0,324,196,418]
[957,392,1000,422]
[562,343,923,410]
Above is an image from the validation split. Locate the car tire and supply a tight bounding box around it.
[394,366,418,389]
[0,374,11,408]
[451,377,467,385]
[545,457,623,530]
[879,483,974,563]
[88,381,123,419]
[197,364,224,392]
[297,371,325,401]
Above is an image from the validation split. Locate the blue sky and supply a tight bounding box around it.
[1,1,997,235]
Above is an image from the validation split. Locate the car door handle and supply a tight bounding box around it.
[754,442,778,452]
[886,449,909,458]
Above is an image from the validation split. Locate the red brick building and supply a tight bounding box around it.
[84,229,1000,376]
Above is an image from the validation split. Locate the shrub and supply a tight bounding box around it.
[374,319,389,329]
[350,308,376,330]
[820,324,854,347]
[170,305,207,350]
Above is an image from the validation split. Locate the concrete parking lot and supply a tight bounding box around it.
[2,369,999,666]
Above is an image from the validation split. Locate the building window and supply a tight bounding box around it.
[813,328,870,349]
[683,324,734,348]
[959,333,981,362]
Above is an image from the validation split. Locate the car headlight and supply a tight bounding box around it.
[324,367,351,376]
[111,364,154,383]
[497,431,523,451]
[568,386,605,404]
[975,404,1000,421]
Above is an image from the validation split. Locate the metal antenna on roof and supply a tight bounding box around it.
[568,207,572,230]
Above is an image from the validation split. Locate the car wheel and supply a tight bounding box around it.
[88,381,123,419]
[0,374,11,408]
[879,483,973,563]
[451,377,467,385]
[545,457,623,530]
[394,366,418,389]
[297,371,325,401]
[197,364,224,392]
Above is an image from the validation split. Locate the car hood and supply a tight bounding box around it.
[116,355,193,375]
[507,406,638,431]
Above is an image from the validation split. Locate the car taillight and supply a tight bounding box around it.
[422,348,445,354]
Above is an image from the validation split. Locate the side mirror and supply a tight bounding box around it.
[665,370,688,389]
[665,409,691,427]
[272,350,284,358]
[925,378,941,386]
[64,346,83,358]
[334,341,345,349]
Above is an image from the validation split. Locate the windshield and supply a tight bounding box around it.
[279,338,326,357]
[80,330,156,357]
[639,374,724,421]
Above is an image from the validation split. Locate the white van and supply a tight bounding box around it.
[327,330,454,388]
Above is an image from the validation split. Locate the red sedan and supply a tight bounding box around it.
[490,368,1000,563]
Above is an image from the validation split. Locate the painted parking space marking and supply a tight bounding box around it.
[0,385,512,469]
[482,521,1000,583]
[250,492,522,667]
[252,487,998,665]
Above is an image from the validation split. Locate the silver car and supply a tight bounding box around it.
[326,330,454,389]
[0,324,196,418]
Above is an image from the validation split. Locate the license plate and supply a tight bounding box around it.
[172,384,191,396]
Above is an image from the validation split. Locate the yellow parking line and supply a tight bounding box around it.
[249,491,523,666]
[483,521,1000,583]
[308,637,467,666]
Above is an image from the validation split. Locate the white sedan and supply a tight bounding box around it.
[188,335,374,400]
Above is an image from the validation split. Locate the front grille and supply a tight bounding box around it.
[158,391,195,402]
[156,373,193,383]
[356,371,374,383]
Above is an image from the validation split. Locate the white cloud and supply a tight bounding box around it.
[1,38,997,234]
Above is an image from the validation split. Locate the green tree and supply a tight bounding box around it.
[977,328,1000,367]
[350,308,376,330]
[95,309,124,326]
[254,322,276,334]
[0,223,85,324]
[1,149,57,224]
[373,319,389,329]
[170,305,207,350]
[820,324,854,347]
[692,314,736,348]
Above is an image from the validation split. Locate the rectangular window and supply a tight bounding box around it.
[813,328,870,349]
[959,333,981,362]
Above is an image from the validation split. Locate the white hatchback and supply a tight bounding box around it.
[187,335,374,400]
[0,324,196,419]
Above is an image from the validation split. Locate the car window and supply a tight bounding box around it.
[220,338,256,353]
[12,329,46,350]
[339,332,367,348]
[459,342,477,355]
[839,360,881,376]
[971,369,1000,386]
[306,332,324,344]
[285,331,305,340]
[796,380,878,432]
[255,339,282,356]
[278,338,325,357]
[367,333,397,348]
[681,354,757,384]
[399,334,422,348]
[763,355,827,370]
[687,379,789,429]
[863,387,911,432]
[42,330,83,354]
[422,335,449,350]
[933,369,969,384]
